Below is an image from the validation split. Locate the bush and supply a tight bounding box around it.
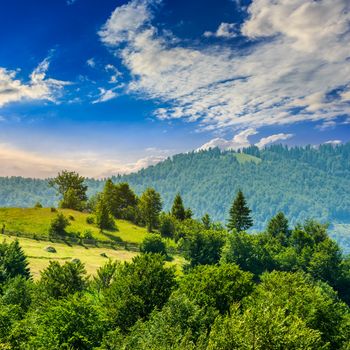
[48,213,70,237]
[34,202,43,209]
[82,230,93,240]
[45,246,57,253]
[50,207,57,213]
[140,234,167,256]
[68,215,75,221]
[86,216,94,224]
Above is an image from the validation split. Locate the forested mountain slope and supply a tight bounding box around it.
[1,144,350,230]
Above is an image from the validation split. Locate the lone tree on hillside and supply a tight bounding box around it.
[95,197,115,231]
[139,188,162,232]
[171,193,186,221]
[49,170,87,211]
[227,190,253,232]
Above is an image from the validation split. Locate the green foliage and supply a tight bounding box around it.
[37,260,87,299]
[171,193,186,221]
[49,170,87,210]
[29,294,104,350]
[34,202,43,209]
[95,197,115,231]
[159,212,176,238]
[201,213,211,229]
[227,190,253,232]
[103,254,176,332]
[48,212,70,237]
[0,240,30,283]
[140,234,167,256]
[180,229,227,267]
[178,264,253,314]
[92,260,119,292]
[267,211,290,238]
[139,188,162,232]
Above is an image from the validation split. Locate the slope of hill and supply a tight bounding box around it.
[0,208,148,243]
[0,143,349,230]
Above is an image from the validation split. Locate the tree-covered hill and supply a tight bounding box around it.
[1,143,350,231]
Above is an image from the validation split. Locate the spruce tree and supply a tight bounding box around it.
[139,188,162,232]
[171,193,186,221]
[227,190,253,232]
[95,197,115,231]
[267,212,290,237]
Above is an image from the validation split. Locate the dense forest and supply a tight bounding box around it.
[1,143,349,232]
[0,205,350,348]
[1,165,350,348]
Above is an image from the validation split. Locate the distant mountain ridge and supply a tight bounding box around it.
[1,143,350,230]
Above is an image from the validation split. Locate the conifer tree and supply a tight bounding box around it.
[139,188,162,232]
[95,197,115,231]
[227,190,253,232]
[201,213,211,229]
[171,193,186,221]
[267,212,290,237]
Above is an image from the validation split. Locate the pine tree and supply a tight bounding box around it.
[201,213,211,229]
[267,212,290,237]
[95,197,115,231]
[139,188,162,232]
[227,190,253,232]
[171,193,186,221]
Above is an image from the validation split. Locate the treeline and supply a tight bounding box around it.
[1,143,350,228]
[0,198,350,348]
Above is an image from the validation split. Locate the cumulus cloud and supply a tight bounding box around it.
[198,129,293,151]
[0,142,166,178]
[255,133,293,148]
[99,0,350,131]
[204,23,239,38]
[0,58,69,108]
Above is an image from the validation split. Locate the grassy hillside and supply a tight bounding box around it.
[2,235,138,279]
[0,208,148,243]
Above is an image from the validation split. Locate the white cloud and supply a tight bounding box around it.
[198,129,293,151]
[86,58,96,68]
[92,88,118,103]
[255,133,293,149]
[0,58,69,108]
[324,139,342,145]
[0,142,166,178]
[204,23,239,38]
[99,0,350,131]
[105,64,122,83]
[198,128,257,151]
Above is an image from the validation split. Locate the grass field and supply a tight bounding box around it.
[2,235,186,279]
[0,208,148,243]
[2,235,137,279]
[235,153,262,164]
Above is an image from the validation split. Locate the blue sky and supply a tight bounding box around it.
[0,0,349,177]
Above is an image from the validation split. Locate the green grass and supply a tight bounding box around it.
[0,208,148,243]
[2,235,138,279]
[235,153,262,164]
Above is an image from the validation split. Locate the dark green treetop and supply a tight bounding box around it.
[227,190,253,232]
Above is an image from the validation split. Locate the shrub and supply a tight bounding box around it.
[86,216,94,224]
[68,215,75,221]
[140,234,167,256]
[82,230,93,240]
[48,213,70,237]
[34,202,43,209]
[50,207,57,213]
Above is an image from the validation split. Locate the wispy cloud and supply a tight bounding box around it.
[86,58,96,68]
[204,23,239,38]
[0,142,166,178]
[99,0,350,131]
[92,88,118,104]
[0,57,69,108]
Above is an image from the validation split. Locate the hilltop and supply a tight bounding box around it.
[0,143,349,229]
